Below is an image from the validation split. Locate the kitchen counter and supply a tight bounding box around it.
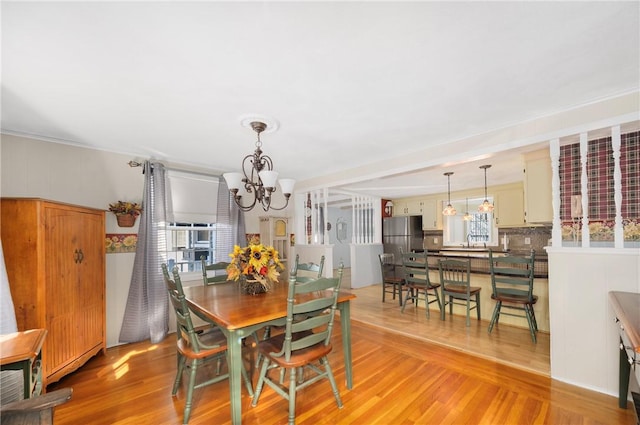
[419,249,548,278]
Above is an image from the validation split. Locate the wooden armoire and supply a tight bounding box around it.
[1,198,106,387]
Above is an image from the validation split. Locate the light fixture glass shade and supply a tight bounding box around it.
[442,172,456,216]
[478,199,494,213]
[278,178,296,195]
[442,204,457,216]
[258,170,278,189]
[463,212,472,221]
[223,172,243,190]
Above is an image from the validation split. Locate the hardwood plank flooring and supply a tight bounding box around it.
[348,284,550,375]
[48,306,633,424]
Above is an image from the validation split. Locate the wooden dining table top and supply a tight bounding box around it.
[182,279,356,330]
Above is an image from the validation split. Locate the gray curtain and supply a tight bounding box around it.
[215,179,246,260]
[119,161,169,344]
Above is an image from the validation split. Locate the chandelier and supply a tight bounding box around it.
[223,121,295,212]
[478,164,494,213]
[442,172,457,216]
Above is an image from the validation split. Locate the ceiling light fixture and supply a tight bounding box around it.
[223,121,295,212]
[478,164,494,213]
[442,172,457,216]
[463,198,472,221]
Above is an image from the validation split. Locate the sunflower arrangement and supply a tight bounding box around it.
[227,243,284,294]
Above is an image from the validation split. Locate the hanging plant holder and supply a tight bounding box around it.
[116,214,136,227]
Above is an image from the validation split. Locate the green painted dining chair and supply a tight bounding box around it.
[163,265,253,424]
[379,253,405,305]
[487,250,538,343]
[200,257,230,286]
[438,258,481,326]
[257,254,326,368]
[251,264,345,425]
[401,251,442,318]
[290,253,324,282]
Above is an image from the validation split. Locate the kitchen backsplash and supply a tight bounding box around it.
[423,226,551,255]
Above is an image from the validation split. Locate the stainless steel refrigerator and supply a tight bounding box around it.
[382,216,424,265]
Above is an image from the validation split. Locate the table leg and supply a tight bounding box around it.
[339,300,353,389]
[228,329,244,424]
[619,336,631,409]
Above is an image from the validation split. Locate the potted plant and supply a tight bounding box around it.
[226,243,284,294]
[108,201,142,227]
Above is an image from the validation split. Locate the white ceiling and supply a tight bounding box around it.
[2,2,639,200]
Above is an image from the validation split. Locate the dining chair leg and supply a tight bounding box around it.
[488,301,502,334]
[475,293,481,321]
[423,289,431,319]
[465,298,471,327]
[529,304,538,331]
[251,358,270,407]
[173,354,186,395]
[288,366,297,425]
[323,356,343,408]
[525,305,537,343]
[183,359,200,425]
[401,289,412,313]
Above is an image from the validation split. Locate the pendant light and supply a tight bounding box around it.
[442,172,456,216]
[478,164,494,213]
[463,198,472,221]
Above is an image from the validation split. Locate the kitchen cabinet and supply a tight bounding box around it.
[421,199,440,230]
[524,154,553,223]
[494,187,525,227]
[1,198,106,387]
[393,199,423,216]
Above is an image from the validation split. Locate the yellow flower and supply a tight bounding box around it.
[226,242,283,290]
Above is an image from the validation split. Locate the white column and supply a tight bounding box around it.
[323,188,329,245]
[550,139,562,246]
[611,125,623,248]
[579,132,590,248]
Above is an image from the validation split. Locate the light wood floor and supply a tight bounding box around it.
[47,286,634,424]
[349,284,550,376]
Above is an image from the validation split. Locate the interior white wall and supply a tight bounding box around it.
[350,243,384,288]
[327,206,352,268]
[1,134,145,348]
[546,247,640,397]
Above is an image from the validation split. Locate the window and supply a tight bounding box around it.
[443,197,495,247]
[162,171,231,280]
[164,223,218,274]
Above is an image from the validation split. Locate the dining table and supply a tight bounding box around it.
[182,279,356,425]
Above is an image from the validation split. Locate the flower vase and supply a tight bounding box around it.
[240,277,268,295]
[116,214,136,227]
